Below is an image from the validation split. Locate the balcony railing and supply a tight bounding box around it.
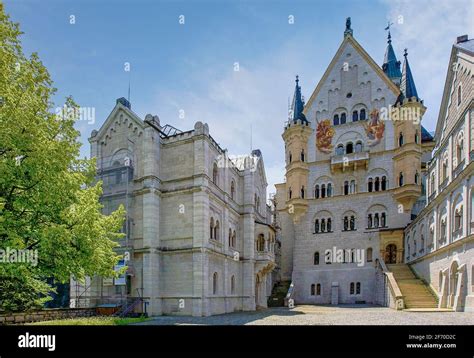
[331,151,369,171]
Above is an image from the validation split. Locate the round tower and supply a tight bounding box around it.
[391,49,426,213]
[282,76,312,222]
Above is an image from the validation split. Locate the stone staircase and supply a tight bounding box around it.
[268,281,291,307]
[387,264,438,309]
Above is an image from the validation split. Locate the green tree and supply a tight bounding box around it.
[0,4,125,311]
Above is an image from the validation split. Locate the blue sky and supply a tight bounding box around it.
[4,0,473,195]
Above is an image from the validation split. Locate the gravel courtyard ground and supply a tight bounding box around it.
[136,305,474,325]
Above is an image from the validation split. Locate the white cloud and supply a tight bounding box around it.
[150,38,311,196]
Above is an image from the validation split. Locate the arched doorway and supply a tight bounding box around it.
[385,244,397,264]
[448,261,459,308]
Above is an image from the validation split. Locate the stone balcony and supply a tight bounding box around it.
[255,251,276,275]
[330,151,369,172]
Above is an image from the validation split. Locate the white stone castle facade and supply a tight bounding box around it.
[71,20,473,315]
[71,101,276,317]
[404,36,474,312]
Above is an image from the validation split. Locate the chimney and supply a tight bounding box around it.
[456,34,468,44]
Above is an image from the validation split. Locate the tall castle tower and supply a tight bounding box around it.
[282,76,312,222]
[391,49,426,213]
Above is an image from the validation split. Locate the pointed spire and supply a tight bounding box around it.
[396,49,421,105]
[290,75,307,123]
[400,49,419,100]
[382,23,402,85]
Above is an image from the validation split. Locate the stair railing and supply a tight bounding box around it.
[378,260,404,310]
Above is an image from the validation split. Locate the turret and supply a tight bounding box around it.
[282,76,312,222]
[392,49,426,213]
[382,29,402,86]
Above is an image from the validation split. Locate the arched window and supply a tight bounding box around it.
[214,220,220,241]
[289,152,292,163]
[321,184,326,198]
[374,213,379,228]
[213,272,218,294]
[415,130,419,144]
[321,219,326,232]
[368,178,373,192]
[113,161,122,184]
[381,176,387,191]
[355,141,362,153]
[381,212,386,227]
[230,180,235,200]
[213,163,218,184]
[311,284,315,296]
[301,186,305,199]
[210,218,214,240]
[336,144,344,156]
[399,172,404,186]
[457,85,462,106]
[360,109,366,120]
[333,114,340,126]
[454,207,463,232]
[231,275,235,294]
[316,284,321,295]
[346,142,353,154]
[315,185,320,199]
[442,159,448,180]
[257,234,265,252]
[352,111,358,122]
[232,230,236,247]
[301,149,305,162]
[256,196,260,212]
[350,180,356,194]
[367,248,373,262]
[289,187,292,199]
[350,282,355,295]
[340,112,347,124]
[344,181,349,195]
[228,228,232,246]
[314,252,320,265]
[356,282,361,294]
[415,172,419,185]
[398,132,404,147]
[327,183,332,197]
[343,216,349,231]
[327,218,332,232]
[456,137,464,164]
[375,177,380,191]
[368,214,373,228]
[350,216,355,230]
[315,219,320,233]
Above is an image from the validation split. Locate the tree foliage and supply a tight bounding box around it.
[0,4,125,311]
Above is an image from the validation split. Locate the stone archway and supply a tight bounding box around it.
[385,244,397,264]
[448,261,459,309]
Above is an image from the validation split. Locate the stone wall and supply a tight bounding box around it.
[0,308,96,325]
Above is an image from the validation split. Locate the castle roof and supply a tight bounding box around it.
[290,75,308,123]
[396,49,421,105]
[382,31,402,84]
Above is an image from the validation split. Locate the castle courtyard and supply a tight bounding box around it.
[136,306,474,325]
